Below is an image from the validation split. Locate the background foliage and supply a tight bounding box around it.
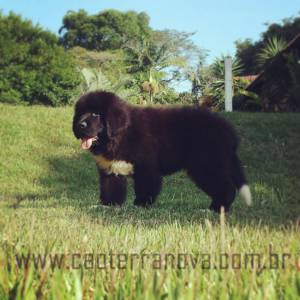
[0,10,299,109]
[0,12,82,106]
[59,9,205,105]
[59,9,151,51]
[235,15,300,75]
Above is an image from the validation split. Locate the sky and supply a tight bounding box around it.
[1,0,299,63]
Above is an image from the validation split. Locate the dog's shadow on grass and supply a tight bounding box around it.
[39,152,98,204]
[19,153,299,228]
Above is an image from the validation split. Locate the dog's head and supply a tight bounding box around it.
[72,91,130,153]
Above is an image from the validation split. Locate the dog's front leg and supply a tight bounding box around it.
[133,165,162,207]
[99,170,127,205]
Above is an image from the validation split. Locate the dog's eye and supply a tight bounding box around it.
[91,113,100,118]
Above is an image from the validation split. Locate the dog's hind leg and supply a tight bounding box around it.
[187,168,236,213]
[99,171,127,205]
[133,165,162,207]
[208,178,236,213]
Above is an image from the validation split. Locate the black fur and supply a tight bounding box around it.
[72,91,248,212]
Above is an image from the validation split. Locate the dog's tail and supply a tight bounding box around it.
[232,155,252,206]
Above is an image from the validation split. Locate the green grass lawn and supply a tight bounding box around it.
[0,103,300,299]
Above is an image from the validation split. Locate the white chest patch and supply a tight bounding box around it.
[95,155,134,176]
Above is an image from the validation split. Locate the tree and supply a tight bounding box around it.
[59,9,151,51]
[262,16,300,42]
[235,14,300,74]
[124,30,205,103]
[0,12,81,106]
[151,30,206,83]
[234,39,261,75]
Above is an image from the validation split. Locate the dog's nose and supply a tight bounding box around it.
[79,121,87,129]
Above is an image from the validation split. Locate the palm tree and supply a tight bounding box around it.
[124,38,170,103]
[257,36,288,67]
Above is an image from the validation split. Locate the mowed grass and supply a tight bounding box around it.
[0,103,300,299]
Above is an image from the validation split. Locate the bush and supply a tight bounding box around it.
[0,12,82,106]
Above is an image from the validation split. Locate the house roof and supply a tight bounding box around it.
[235,75,258,82]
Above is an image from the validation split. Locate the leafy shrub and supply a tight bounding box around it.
[0,12,82,106]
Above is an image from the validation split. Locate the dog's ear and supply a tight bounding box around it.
[106,103,130,139]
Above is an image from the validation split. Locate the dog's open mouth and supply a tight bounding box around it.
[80,136,98,150]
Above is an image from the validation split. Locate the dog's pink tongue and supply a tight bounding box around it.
[81,138,94,150]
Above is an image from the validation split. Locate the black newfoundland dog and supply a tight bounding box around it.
[72,91,251,212]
